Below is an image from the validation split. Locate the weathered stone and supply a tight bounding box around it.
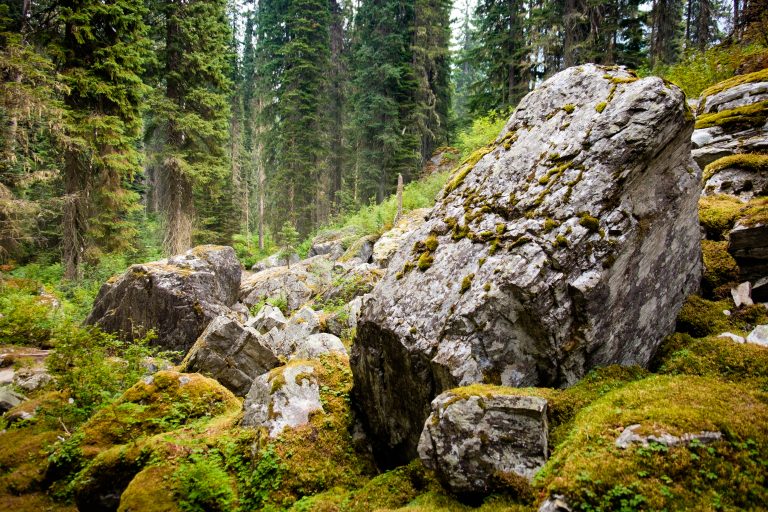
[418,389,548,494]
[692,130,768,169]
[728,223,768,282]
[324,296,364,338]
[371,208,430,268]
[615,423,722,449]
[698,80,768,115]
[309,227,360,259]
[352,65,701,465]
[247,303,287,334]
[86,245,241,354]
[243,362,323,436]
[13,367,52,392]
[538,496,573,512]
[0,385,24,413]
[731,281,754,307]
[251,252,301,272]
[295,333,347,359]
[240,256,334,315]
[746,325,768,347]
[315,264,383,307]
[702,164,768,200]
[181,315,280,395]
[424,147,460,176]
[339,234,379,265]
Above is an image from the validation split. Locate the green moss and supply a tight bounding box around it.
[553,235,568,248]
[417,252,434,271]
[595,101,607,113]
[578,213,600,233]
[701,240,739,295]
[483,282,491,292]
[537,375,768,511]
[343,460,429,512]
[740,196,768,227]
[703,153,768,181]
[562,104,576,114]
[698,194,744,240]
[118,464,180,512]
[543,218,559,233]
[460,274,475,294]
[675,295,737,338]
[699,68,768,101]
[695,100,768,130]
[444,145,494,194]
[424,234,439,252]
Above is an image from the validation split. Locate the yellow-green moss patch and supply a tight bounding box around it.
[595,101,607,113]
[694,100,768,130]
[444,145,494,194]
[698,194,743,239]
[701,240,739,294]
[703,153,768,182]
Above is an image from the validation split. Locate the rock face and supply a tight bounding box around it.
[86,246,241,354]
[352,65,701,465]
[418,389,548,495]
[181,315,281,395]
[242,362,324,436]
[371,208,430,268]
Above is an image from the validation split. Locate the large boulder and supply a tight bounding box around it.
[240,256,334,315]
[352,65,701,465]
[86,246,241,354]
[418,388,548,495]
[180,315,281,396]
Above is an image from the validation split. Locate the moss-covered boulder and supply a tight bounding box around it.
[353,64,701,466]
[86,245,242,354]
[537,375,768,511]
[79,371,240,456]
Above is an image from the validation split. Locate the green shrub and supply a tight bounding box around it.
[0,287,58,347]
[454,111,509,158]
[174,453,234,512]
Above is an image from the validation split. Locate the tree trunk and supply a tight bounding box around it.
[63,150,85,280]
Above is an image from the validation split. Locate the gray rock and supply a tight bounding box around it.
[717,332,746,344]
[0,386,24,413]
[692,129,768,169]
[731,282,754,307]
[728,223,768,282]
[352,65,701,465]
[86,245,242,355]
[339,234,379,265]
[538,496,573,512]
[13,368,52,392]
[615,424,722,449]
[309,227,360,260]
[242,363,323,436]
[247,304,287,334]
[251,252,300,272]
[418,390,548,494]
[752,277,768,303]
[240,256,334,315]
[181,315,280,395]
[702,164,768,200]
[324,296,364,338]
[294,333,347,359]
[746,325,768,347]
[371,208,431,268]
[698,81,768,114]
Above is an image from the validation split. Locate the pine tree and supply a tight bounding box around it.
[650,0,684,67]
[56,0,150,278]
[149,0,232,255]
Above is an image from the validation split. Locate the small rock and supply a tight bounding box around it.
[746,325,768,347]
[0,386,25,413]
[13,368,52,392]
[247,304,287,334]
[615,424,722,449]
[418,389,548,494]
[251,252,301,272]
[294,333,347,359]
[538,495,573,512]
[178,376,191,386]
[731,282,754,307]
[717,332,746,344]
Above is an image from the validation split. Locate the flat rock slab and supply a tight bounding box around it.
[352,64,701,465]
[418,389,548,495]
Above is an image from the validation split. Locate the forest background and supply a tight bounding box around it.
[0,0,765,298]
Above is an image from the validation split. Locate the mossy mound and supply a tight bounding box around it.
[538,375,768,511]
[675,295,766,338]
[117,464,180,512]
[701,240,740,295]
[655,332,768,389]
[698,194,745,240]
[0,428,60,496]
[694,100,768,130]
[252,354,376,509]
[699,68,768,104]
[80,371,240,455]
[703,153,768,182]
[738,196,768,227]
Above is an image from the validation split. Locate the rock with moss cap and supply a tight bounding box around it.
[352,64,701,466]
[86,245,242,354]
[240,256,334,315]
[418,388,548,495]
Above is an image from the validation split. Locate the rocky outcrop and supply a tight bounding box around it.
[180,315,281,396]
[86,246,241,354]
[418,389,548,495]
[692,71,768,170]
[242,361,324,436]
[371,208,430,268]
[352,65,701,465]
[240,256,334,315]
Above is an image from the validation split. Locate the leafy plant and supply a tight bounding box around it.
[174,452,234,512]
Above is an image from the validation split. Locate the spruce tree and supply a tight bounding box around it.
[56,0,150,278]
[149,0,232,255]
